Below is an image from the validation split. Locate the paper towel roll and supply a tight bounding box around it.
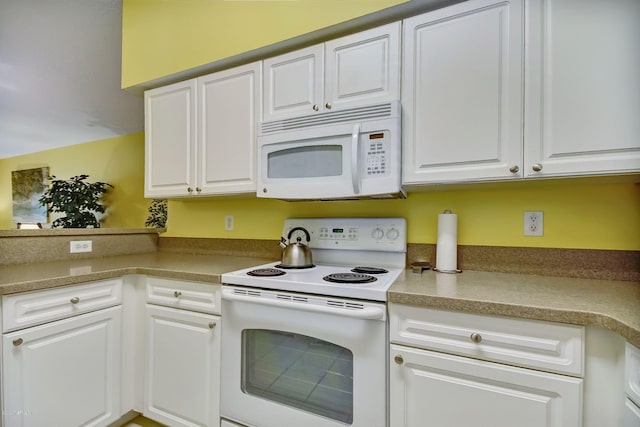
[436,210,458,272]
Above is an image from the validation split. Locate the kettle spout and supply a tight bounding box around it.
[279,236,287,249]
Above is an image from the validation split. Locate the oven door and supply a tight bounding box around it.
[221,287,388,427]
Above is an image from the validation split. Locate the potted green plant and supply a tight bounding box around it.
[145,199,168,228]
[39,175,113,228]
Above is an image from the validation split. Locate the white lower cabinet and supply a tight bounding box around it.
[389,304,584,427]
[143,280,221,427]
[2,279,123,427]
[390,344,582,427]
[2,306,122,427]
[625,343,640,426]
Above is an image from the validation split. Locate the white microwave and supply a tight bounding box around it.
[257,101,404,200]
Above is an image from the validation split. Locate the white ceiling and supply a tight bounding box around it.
[0,0,144,159]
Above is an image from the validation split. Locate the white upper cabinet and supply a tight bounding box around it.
[198,62,261,195]
[402,0,524,184]
[145,80,197,198]
[403,0,640,186]
[524,0,640,177]
[144,62,261,198]
[263,22,401,121]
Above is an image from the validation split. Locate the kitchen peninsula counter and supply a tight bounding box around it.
[0,252,272,295]
[0,254,638,346]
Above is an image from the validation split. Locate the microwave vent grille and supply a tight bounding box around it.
[261,102,395,134]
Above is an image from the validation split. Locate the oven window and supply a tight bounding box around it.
[242,329,354,424]
[267,145,343,178]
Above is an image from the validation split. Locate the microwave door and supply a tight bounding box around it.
[258,124,360,199]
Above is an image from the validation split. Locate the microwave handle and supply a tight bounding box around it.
[351,124,360,194]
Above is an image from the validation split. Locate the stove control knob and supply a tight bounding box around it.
[386,227,399,240]
[372,227,384,240]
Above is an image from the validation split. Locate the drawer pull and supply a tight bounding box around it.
[394,355,404,365]
[532,163,543,172]
[470,332,482,343]
[13,338,24,346]
[70,297,80,304]
[208,322,215,329]
[174,291,182,298]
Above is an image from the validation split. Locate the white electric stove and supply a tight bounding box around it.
[221,217,406,301]
[220,218,406,427]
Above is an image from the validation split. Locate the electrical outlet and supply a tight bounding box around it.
[70,240,92,253]
[524,211,544,236]
[225,215,234,231]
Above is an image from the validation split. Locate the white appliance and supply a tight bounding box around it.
[221,218,406,427]
[256,101,404,200]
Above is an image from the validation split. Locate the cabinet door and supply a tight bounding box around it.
[524,0,640,177]
[144,304,220,427]
[145,79,197,198]
[402,0,524,184]
[324,22,400,112]
[263,45,323,121]
[390,344,583,427]
[198,62,261,195]
[624,399,640,427]
[3,306,122,427]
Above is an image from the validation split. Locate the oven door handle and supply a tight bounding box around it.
[221,288,385,321]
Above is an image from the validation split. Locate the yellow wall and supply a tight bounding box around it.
[1,135,638,249]
[164,178,640,250]
[121,0,407,87]
[0,134,148,229]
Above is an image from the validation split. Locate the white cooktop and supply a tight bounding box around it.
[221,218,407,301]
[221,261,403,302]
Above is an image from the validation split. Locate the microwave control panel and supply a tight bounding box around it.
[364,131,390,176]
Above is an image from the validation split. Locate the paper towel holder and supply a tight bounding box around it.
[435,209,462,274]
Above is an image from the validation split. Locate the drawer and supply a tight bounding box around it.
[389,303,584,376]
[627,342,640,407]
[146,277,221,314]
[2,278,122,332]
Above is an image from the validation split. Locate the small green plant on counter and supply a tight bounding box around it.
[145,199,168,228]
[38,175,113,228]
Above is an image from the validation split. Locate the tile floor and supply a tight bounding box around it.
[121,415,165,427]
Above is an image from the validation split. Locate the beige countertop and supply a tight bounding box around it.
[1,253,638,347]
[390,269,640,347]
[0,252,272,294]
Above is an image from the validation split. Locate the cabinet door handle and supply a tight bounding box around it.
[70,297,80,304]
[531,163,543,172]
[13,338,23,347]
[394,355,404,365]
[509,165,519,174]
[312,104,319,111]
[470,332,482,343]
[174,291,182,298]
[208,322,215,329]
[187,187,193,193]
[325,102,332,109]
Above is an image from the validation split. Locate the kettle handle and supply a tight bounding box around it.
[287,227,311,243]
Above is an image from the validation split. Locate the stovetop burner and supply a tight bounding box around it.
[247,268,286,277]
[351,266,389,274]
[323,273,377,284]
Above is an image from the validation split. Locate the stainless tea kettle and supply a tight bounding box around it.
[279,227,313,268]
